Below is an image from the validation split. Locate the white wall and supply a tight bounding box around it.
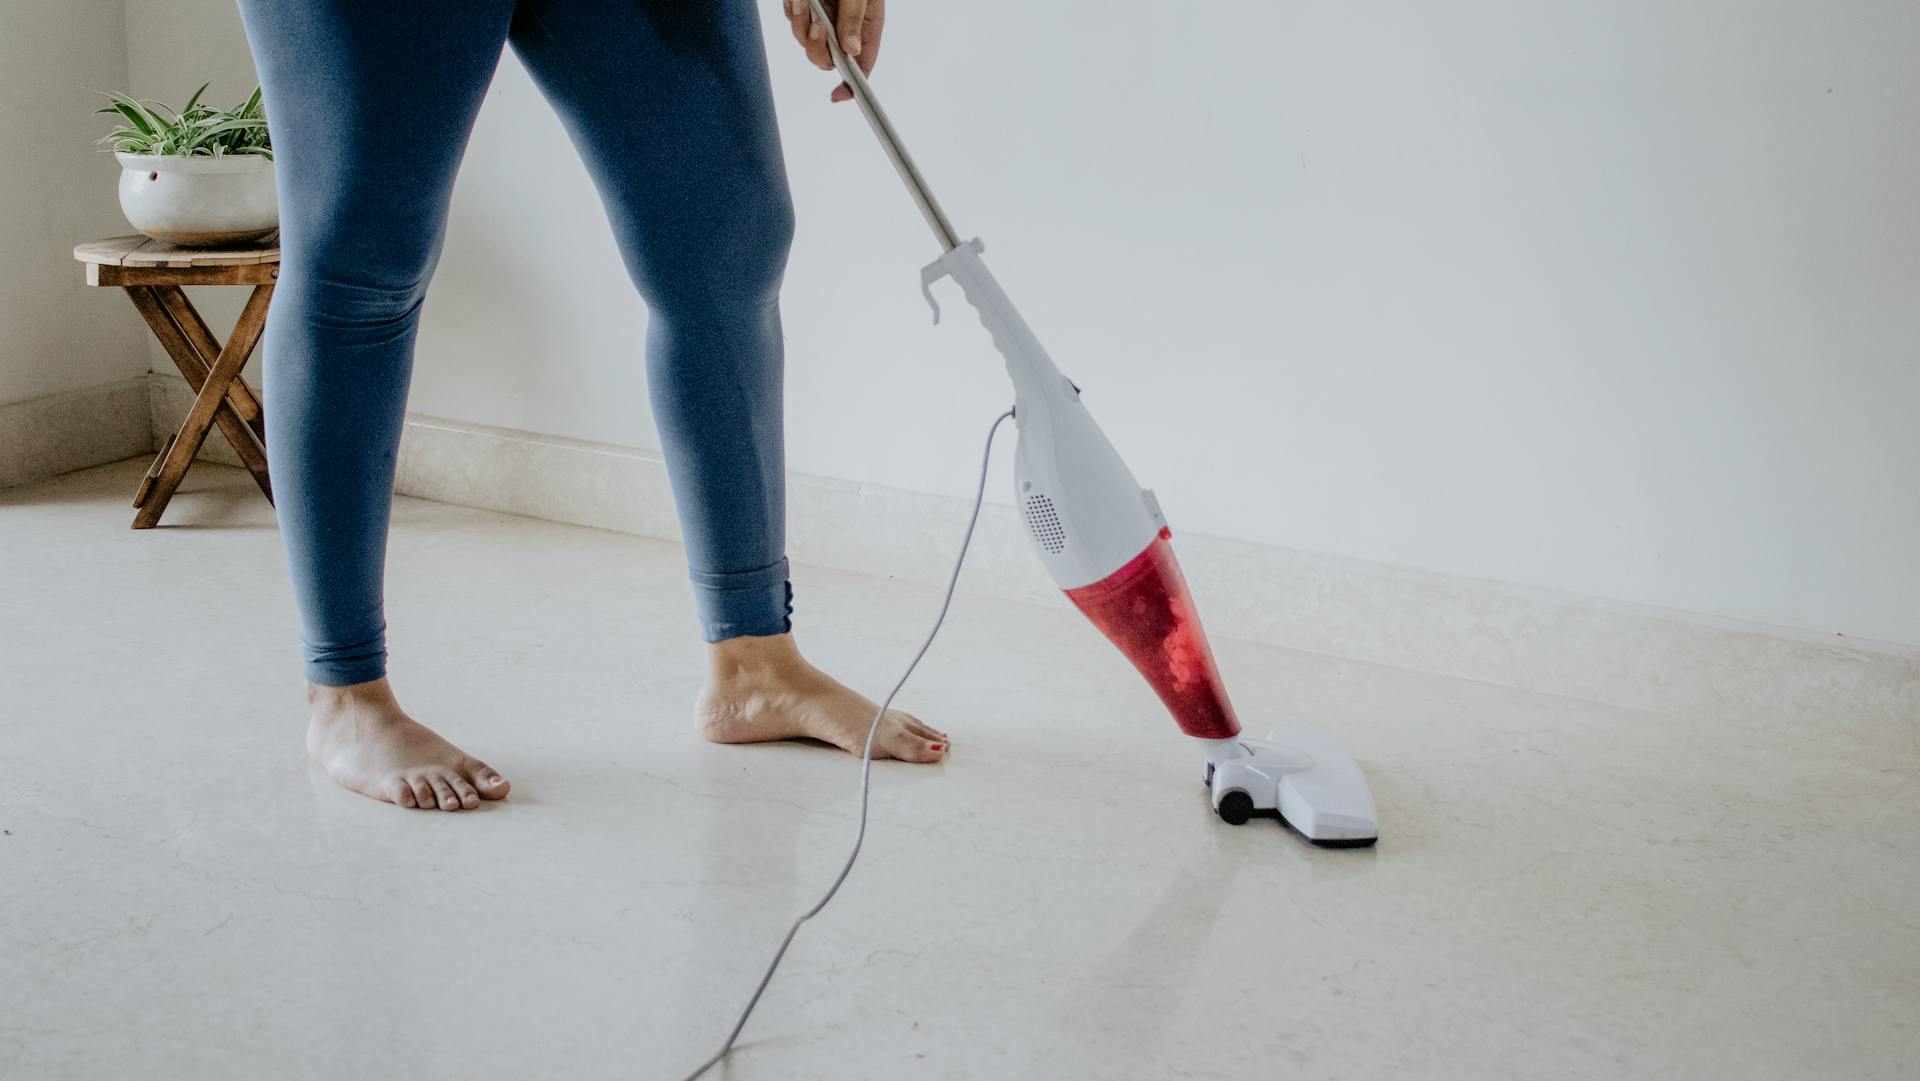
[0,0,148,406]
[125,1,1920,646]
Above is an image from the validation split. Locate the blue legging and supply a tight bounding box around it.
[236,0,796,686]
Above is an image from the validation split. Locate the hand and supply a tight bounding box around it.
[784,0,885,103]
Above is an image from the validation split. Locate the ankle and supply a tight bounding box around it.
[705,633,810,684]
[307,676,398,712]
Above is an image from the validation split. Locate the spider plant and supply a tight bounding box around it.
[94,83,271,160]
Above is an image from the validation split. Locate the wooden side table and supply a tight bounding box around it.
[75,234,277,528]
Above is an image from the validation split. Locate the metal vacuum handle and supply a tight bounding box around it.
[804,0,962,252]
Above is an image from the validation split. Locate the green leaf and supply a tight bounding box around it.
[102,95,157,138]
[90,83,274,158]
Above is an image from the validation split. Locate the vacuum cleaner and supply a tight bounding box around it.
[677,11,1381,1077]
[822,6,1380,846]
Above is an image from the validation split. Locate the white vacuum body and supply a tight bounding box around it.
[923,239,1242,742]
[815,2,1378,845]
[923,239,1165,590]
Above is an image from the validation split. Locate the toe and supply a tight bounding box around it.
[899,714,946,743]
[389,779,417,808]
[431,777,462,812]
[897,709,948,742]
[449,774,481,810]
[408,776,439,810]
[466,761,510,800]
[885,725,946,764]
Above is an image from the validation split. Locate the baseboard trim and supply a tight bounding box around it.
[382,410,1919,735]
[142,373,1920,733]
[0,378,154,489]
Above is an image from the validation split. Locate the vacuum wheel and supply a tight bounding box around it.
[1217,790,1254,826]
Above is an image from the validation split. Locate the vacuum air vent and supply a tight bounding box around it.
[1024,493,1067,554]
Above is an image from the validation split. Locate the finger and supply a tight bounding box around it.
[807,18,833,70]
[835,0,868,58]
[785,1,809,52]
[832,83,853,103]
[793,2,828,68]
[857,0,885,77]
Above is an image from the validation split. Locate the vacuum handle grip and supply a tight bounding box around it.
[805,0,961,251]
[922,239,1068,409]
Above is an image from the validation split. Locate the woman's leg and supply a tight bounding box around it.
[507,0,946,761]
[237,0,517,808]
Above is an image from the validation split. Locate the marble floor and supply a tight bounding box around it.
[3,459,1915,1081]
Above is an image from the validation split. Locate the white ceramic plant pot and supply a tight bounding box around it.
[115,152,277,247]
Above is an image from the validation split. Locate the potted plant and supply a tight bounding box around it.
[95,83,276,247]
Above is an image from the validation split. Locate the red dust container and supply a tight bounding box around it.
[1063,528,1242,740]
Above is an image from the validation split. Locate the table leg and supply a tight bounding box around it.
[123,285,274,510]
[152,285,267,442]
[131,283,275,529]
[134,433,176,509]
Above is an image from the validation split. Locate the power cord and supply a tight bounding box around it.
[677,406,1016,1080]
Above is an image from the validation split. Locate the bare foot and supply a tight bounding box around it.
[305,678,511,811]
[697,633,949,763]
